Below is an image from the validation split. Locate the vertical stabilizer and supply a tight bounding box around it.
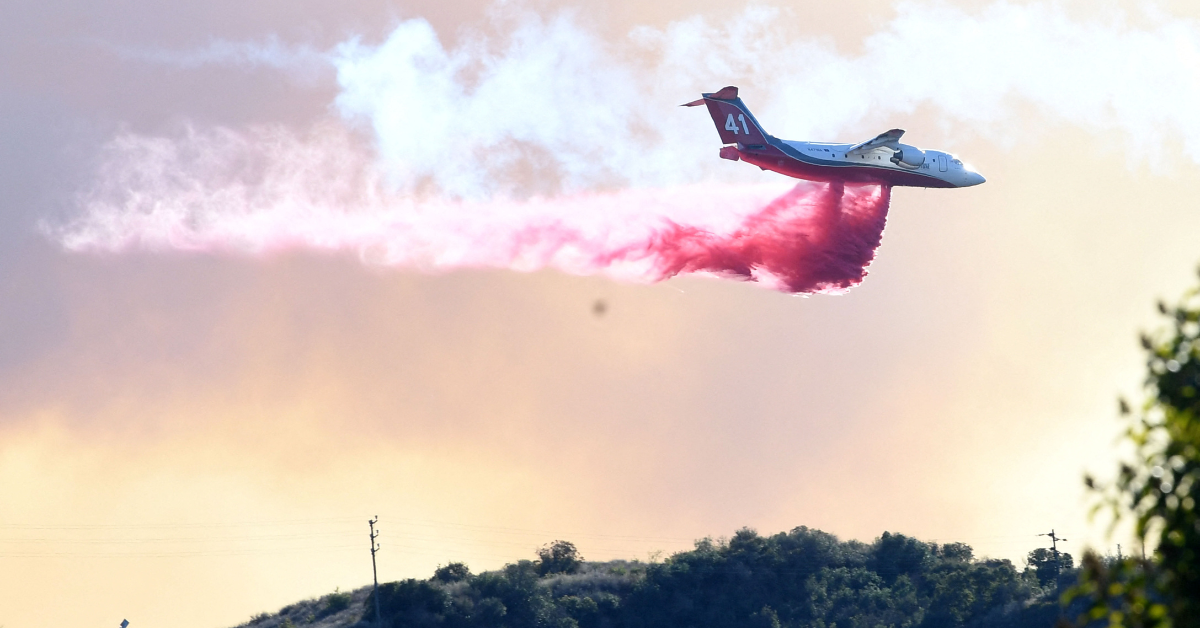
[682,86,771,146]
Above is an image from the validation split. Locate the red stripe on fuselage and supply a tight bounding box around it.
[737,147,955,189]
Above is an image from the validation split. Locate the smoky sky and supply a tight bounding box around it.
[5,2,1200,628]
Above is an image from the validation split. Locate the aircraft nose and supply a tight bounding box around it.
[964,171,986,187]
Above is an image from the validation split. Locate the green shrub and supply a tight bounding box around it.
[366,579,451,625]
[325,588,352,613]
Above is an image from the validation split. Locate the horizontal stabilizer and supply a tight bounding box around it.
[847,129,905,155]
[707,86,739,100]
[681,86,739,107]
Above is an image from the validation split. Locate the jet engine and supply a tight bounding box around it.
[889,144,925,168]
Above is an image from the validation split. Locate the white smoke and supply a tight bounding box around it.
[59,1,1200,260]
[109,36,331,85]
[332,12,655,199]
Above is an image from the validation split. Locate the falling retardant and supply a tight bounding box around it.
[59,125,891,295]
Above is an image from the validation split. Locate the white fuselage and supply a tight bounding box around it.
[777,140,986,188]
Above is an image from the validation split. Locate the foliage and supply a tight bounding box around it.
[1025,548,1073,588]
[361,527,1051,628]
[1066,270,1200,627]
[326,588,353,613]
[941,543,974,563]
[1065,553,1164,628]
[367,579,451,626]
[537,540,584,576]
[433,562,472,584]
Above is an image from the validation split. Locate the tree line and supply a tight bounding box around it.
[364,531,1069,628]
[364,267,1200,628]
[244,266,1200,628]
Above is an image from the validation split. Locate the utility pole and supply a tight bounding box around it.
[369,516,382,627]
[1039,529,1067,563]
[1038,529,1068,588]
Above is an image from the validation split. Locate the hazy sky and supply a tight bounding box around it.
[4,1,1200,626]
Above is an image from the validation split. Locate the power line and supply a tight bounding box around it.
[0,516,361,530]
[0,513,1073,565]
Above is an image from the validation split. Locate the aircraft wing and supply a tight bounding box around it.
[846,129,905,155]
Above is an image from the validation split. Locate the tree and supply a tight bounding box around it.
[537,540,583,576]
[433,562,471,584]
[940,542,974,563]
[870,531,931,584]
[367,579,450,627]
[1027,548,1072,588]
[1067,269,1200,627]
[749,605,781,628]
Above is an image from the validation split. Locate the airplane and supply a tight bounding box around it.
[684,86,985,188]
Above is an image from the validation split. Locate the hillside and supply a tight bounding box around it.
[232,585,372,628]
[229,526,1071,628]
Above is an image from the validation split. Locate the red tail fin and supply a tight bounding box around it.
[682,86,771,146]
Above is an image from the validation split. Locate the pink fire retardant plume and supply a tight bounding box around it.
[63,179,892,295]
[438,181,892,293]
[631,181,891,293]
[59,127,892,295]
